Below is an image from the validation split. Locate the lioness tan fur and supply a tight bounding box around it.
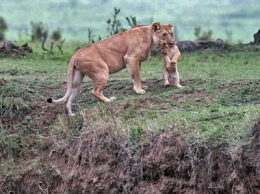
[162,44,183,88]
[47,22,174,116]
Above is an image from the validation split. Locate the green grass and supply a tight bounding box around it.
[0,44,260,183]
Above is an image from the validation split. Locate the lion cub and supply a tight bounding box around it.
[162,44,183,88]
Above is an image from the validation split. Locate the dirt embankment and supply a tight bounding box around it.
[1,118,260,193]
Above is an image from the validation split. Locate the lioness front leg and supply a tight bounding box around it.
[125,57,145,94]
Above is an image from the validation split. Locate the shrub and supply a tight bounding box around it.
[126,16,137,27]
[51,28,62,41]
[106,7,126,36]
[0,16,8,41]
[194,26,212,41]
[30,21,48,42]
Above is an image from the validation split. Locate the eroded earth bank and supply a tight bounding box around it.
[1,117,260,194]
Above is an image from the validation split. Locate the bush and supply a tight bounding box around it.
[30,21,48,42]
[0,16,8,41]
[106,7,126,36]
[51,28,62,41]
[126,16,137,27]
[194,26,212,41]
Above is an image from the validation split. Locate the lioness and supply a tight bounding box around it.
[162,44,183,88]
[47,22,174,116]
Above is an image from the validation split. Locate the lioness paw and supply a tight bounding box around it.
[135,89,146,94]
[141,84,148,90]
[108,97,116,102]
[69,112,76,117]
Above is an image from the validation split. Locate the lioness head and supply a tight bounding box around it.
[152,22,175,53]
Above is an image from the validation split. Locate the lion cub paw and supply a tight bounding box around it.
[164,82,170,87]
[175,84,184,88]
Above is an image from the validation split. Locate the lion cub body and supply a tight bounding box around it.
[47,22,174,116]
[163,44,183,88]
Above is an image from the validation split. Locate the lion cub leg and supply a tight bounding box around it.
[162,61,170,87]
[170,66,183,88]
[91,74,116,102]
[170,58,183,88]
[173,69,183,88]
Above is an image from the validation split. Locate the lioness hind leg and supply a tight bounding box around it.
[65,69,84,116]
[91,75,116,102]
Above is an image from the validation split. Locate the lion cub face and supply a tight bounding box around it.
[160,41,171,55]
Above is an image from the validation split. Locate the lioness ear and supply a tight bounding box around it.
[152,22,161,32]
[167,24,174,30]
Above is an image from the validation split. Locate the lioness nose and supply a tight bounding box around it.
[168,41,175,47]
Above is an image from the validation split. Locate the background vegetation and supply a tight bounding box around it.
[0,0,259,43]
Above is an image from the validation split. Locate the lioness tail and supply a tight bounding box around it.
[47,98,53,103]
[46,57,75,104]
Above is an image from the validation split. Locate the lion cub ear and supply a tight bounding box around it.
[152,22,161,32]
